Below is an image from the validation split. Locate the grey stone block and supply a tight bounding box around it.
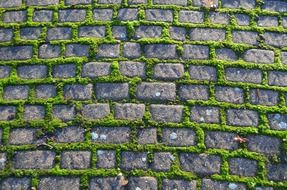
[267,164,287,181]
[258,16,278,27]
[179,10,204,23]
[38,177,80,190]
[128,177,157,190]
[145,9,173,22]
[96,83,129,100]
[89,177,124,190]
[36,84,56,99]
[61,151,91,169]
[4,10,26,23]
[33,10,53,22]
[190,28,225,41]
[59,9,86,22]
[119,61,145,78]
[137,128,157,144]
[23,105,45,120]
[121,151,147,170]
[26,0,59,6]
[39,44,61,59]
[152,152,173,171]
[179,85,209,101]
[263,0,287,12]
[0,46,33,61]
[232,30,258,45]
[54,126,85,143]
[53,64,76,78]
[268,71,287,86]
[0,178,31,190]
[96,150,116,169]
[192,0,218,7]
[201,179,246,190]
[144,44,177,59]
[150,104,183,123]
[153,0,187,5]
[268,113,287,130]
[123,43,142,58]
[52,105,75,121]
[229,158,258,177]
[205,131,239,150]
[0,0,22,8]
[13,151,55,169]
[0,153,6,170]
[169,26,186,41]
[250,89,278,106]
[93,9,113,21]
[97,44,120,58]
[0,66,12,78]
[189,65,217,81]
[9,128,36,145]
[81,104,110,119]
[153,63,184,80]
[281,52,287,64]
[65,0,92,5]
[0,106,16,120]
[17,65,47,79]
[222,0,255,9]
[64,84,93,100]
[215,86,244,104]
[247,135,281,154]
[162,128,196,146]
[3,85,29,100]
[0,28,13,42]
[65,44,89,57]
[209,12,229,24]
[20,27,42,40]
[190,106,220,123]
[118,8,138,21]
[183,45,209,60]
[264,32,287,47]
[82,62,111,78]
[98,0,122,4]
[162,179,196,190]
[128,0,146,4]
[79,26,105,38]
[112,26,127,40]
[235,14,250,26]
[243,49,274,64]
[216,48,238,61]
[91,127,130,144]
[226,109,258,127]
[135,25,162,39]
[47,27,72,40]
[114,103,145,120]
[225,67,262,84]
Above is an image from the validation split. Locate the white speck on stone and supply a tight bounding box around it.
[91,132,99,140]
[97,150,104,155]
[170,132,178,140]
[255,188,263,190]
[228,183,238,190]
[235,87,241,92]
[155,92,161,97]
[0,157,6,166]
[200,117,205,121]
[100,134,107,140]
[169,154,176,161]
[237,70,241,74]
[142,157,146,162]
[206,109,213,116]
[135,187,142,190]
[274,113,281,120]
[279,121,287,129]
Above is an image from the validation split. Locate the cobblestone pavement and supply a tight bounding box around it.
[0,0,287,189]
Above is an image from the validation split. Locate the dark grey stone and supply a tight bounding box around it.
[79,26,105,38]
[162,128,196,146]
[0,46,33,60]
[269,71,287,86]
[268,113,287,130]
[97,44,120,58]
[250,89,278,106]
[192,0,218,7]
[264,32,287,47]
[39,44,61,59]
[135,25,162,39]
[235,14,250,26]
[33,10,53,22]
[154,0,187,5]
[281,52,287,64]
[112,26,127,40]
[20,27,42,40]
[150,104,183,123]
[152,152,173,171]
[121,152,147,170]
[263,0,287,12]
[145,44,177,59]
[243,49,274,64]
[91,127,130,144]
[205,131,239,150]
[222,0,255,9]
[183,45,209,60]
[38,177,80,190]
[0,0,22,8]
[23,105,45,120]
[0,153,6,170]
[82,62,111,78]
[93,9,113,21]
[128,0,146,4]
[128,177,157,190]
[162,179,196,190]
[114,103,145,120]
[54,126,85,143]
[98,0,122,4]
[179,10,204,23]
[190,106,220,123]
[232,30,258,45]
[81,104,110,119]
[64,84,93,100]
[17,65,47,79]
[137,128,157,144]
[0,177,31,190]
[247,135,281,154]
[65,44,89,57]
[52,105,75,121]
[96,150,116,169]
[215,86,244,104]
[47,27,72,41]
[89,177,124,190]
[26,0,59,6]
[190,28,225,41]
[189,65,217,81]
[216,48,238,61]
[123,43,142,58]
[59,9,86,22]
[153,63,184,80]
[13,151,55,169]
[209,12,229,24]
[202,179,246,190]
[145,9,173,22]
[3,85,29,100]
[267,164,287,181]
[9,128,35,145]
[258,16,278,27]
[65,0,92,5]
[36,85,56,98]
[96,83,129,100]
[169,26,186,41]
[0,66,11,78]
[179,85,209,101]
[229,158,258,177]
[4,10,26,23]
[226,109,258,127]
[61,151,91,169]
[225,67,262,84]
[119,61,145,78]
[118,8,138,21]
[53,64,76,78]
[0,106,16,120]
[0,28,13,42]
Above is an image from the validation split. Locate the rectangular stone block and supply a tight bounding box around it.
[144,44,177,59]
[13,151,55,169]
[96,83,129,100]
[0,46,33,61]
[150,104,183,123]
[91,127,130,144]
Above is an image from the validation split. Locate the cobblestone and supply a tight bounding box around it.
[189,65,217,81]
[9,128,36,145]
[243,49,274,64]
[17,65,47,79]
[215,86,244,104]
[229,158,258,177]
[225,67,262,84]
[121,151,147,170]
[54,126,85,143]
[4,11,26,23]
[190,106,220,123]
[13,151,55,169]
[0,66,11,78]
[81,104,110,119]
[59,9,86,22]
[190,28,226,41]
[250,89,278,106]
[152,152,173,171]
[3,85,29,100]
[33,10,53,22]
[64,84,93,100]
[183,45,209,60]
[91,127,130,144]
[119,61,145,78]
[232,30,258,45]
[23,105,45,120]
[61,151,91,169]
[144,44,177,59]
[39,44,61,59]
[47,27,71,41]
[0,177,31,190]
[135,25,162,39]
[205,131,238,150]
[79,26,105,38]
[82,62,111,77]
[179,84,209,101]
[20,27,42,40]
[145,9,173,22]
[38,177,80,190]
[114,103,145,120]
[96,83,129,100]
[150,104,183,123]
[226,109,258,127]
[162,128,196,146]
[179,10,204,23]
[247,135,281,154]
[162,179,196,190]
[96,150,116,169]
[123,43,142,58]
[137,128,157,144]
[0,46,33,60]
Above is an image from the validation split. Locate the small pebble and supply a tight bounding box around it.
[169,132,178,140]
[91,132,99,140]
[155,92,161,97]
[100,134,107,140]
[228,183,238,190]
[206,109,213,116]
[279,121,287,129]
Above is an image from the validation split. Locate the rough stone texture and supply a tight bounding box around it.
[215,86,244,104]
[118,8,138,21]
[26,0,59,6]
[97,44,120,58]
[247,135,281,154]
[0,66,11,78]
[3,11,26,23]
[243,49,275,64]
[192,0,219,7]
[79,26,105,38]
[190,106,220,123]
[39,44,61,59]
[33,10,53,22]
[162,128,196,146]
[121,151,147,170]
[153,63,184,80]
[235,14,250,26]
[64,84,93,100]
[128,177,157,190]
[281,52,287,64]
[225,67,262,84]
[82,62,111,77]
[36,85,56,98]
[96,150,116,169]
[13,151,55,169]
[52,105,75,121]
[0,153,6,170]
[179,10,204,23]
[226,109,258,127]
[123,43,142,58]
[145,9,173,22]
[0,29,13,42]
[81,104,110,119]
[65,0,92,5]
[154,0,187,5]
[190,28,226,41]
[61,151,91,169]
[137,128,157,144]
[3,85,29,100]
[232,30,258,45]
[47,27,72,41]
[216,48,238,61]
[112,26,127,40]
[179,84,209,101]
[17,65,47,79]
[114,103,145,120]
[205,131,239,150]
[162,179,196,190]
[38,177,80,190]
[169,26,186,41]
[258,16,278,27]
[0,106,16,120]
[0,0,22,8]
[189,65,217,81]
[59,9,86,22]
[267,164,287,181]
[20,27,42,40]
[222,0,255,9]
[9,128,36,145]
[23,105,45,120]
[183,45,209,60]
[144,44,177,59]
[135,25,162,39]
[93,9,113,21]
[268,71,287,86]
[98,0,122,4]
[209,12,229,24]
[150,104,183,123]
[263,0,287,12]
[91,127,130,144]
[65,44,89,57]
[89,177,124,190]
[201,179,246,190]
[0,177,31,190]
[264,32,287,47]
[250,89,278,106]
[152,152,173,171]
[119,61,145,78]
[0,46,33,61]
[96,83,129,100]
[229,158,258,177]
[54,126,85,143]
[53,64,76,78]
[268,113,287,130]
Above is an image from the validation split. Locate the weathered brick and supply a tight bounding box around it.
[192,0,218,7]
[169,26,186,41]
[268,71,287,86]
[3,85,29,100]
[121,151,147,170]
[82,62,110,78]
[227,109,258,127]
[215,86,244,104]
[36,84,56,98]
[154,0,187,5]
[61,151,91,169]
[93,9,113,21]
[264,32,287,47]
[263,0,287,12]
[20,27,41,40]
[216,48,238,61]
[128,177,157,190]
[59,9,86,22]
[250,89,278,106]
[229,158,257,177]
[112,26,127,40]
[96,150,116,169]
[179,10,204,23]
[0,0,22,8]
[190,106,220,123]
[91,127,130,143]
[144,44,177,59]
[145,9,173,22]
[65,0,92,5]
[38,177,80,190]
[136,82,176,101]
[179,84,209,101]
[9,128,35,145]
[152,152,173,171]
[232,30,258,45]
[268,113,287,130]
[81,104,110,119]
[202,179,246,190]
[205,131,239,150]
[39,44,61,59]
[4,11,26,23]
[0,29,13,42]
[153,63,184,80]
[0,106,16,120]
[222,0,255,9]
[33,10,53,22]
[17,65,47,79]
[267,164,287,181]
[137,128,157,144]
[0,66,11,78]
[13,151,55,169]
[0,153,6,170]
[190,28,226,41]
[118,8,138,21]
[119,61,145,78]
[183,45,209,60]
[189,65,217,81]
[123,43,142,58]
[225,67,262,84]
[79,26,105,38]
[0,177,31,190]
[162,179,196,190]
[162,128,196,146]
[54,126,85,143]
[65,44,89,57]
[96,83,129,100]
[64,84,93,100]
[26,0,59,6]
[209,12,229,24]
[53,64,76,78]
[98,0,122,4]
[47,27,71,41]
[97,44,120,58]
[258,16,278,27]
[23,105,45,120]
[150,104,183,123]
[243,49,274,64]
[180,153,221,175]
[89,177,123,190]
[52,105,75,121]
[135,25,162,39]
[114,103,145,120]
[247,135,281,154]
[0,46,33,61]
[235,14,250,26]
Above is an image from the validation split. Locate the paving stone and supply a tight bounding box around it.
[13,150,55,169]
[190,106,220,123]
[250,89,278,106]
[20,27,41,40]
[65,0,92,5]
[91,127,130,144]
[61,151,91,169]
[112,26,127,40]
[264,32,287,47]
[150,104,183,123]
[267,164,287,181]
[152,152,173,171]
[39,44,61,59]
[162,179,196,190]
[205,131,239,150]
[179,153,221,175]
[81,104,110,119]
[9,128,35,145]
[189,65,217,81]
[17,65,47,79]
[153,63,184,80]
[145,9,173,22]
[79,26,106,38]
[38,177,80,190]
[247,135,281,154]
[82,62,111,78]
[96,150,116,169]
[36,84,56,98]
[128,0,146,4]
[97,44,120,58]
[26,0,59,6]
[169,26,186,41]
[153,0,187,5]
[52,105,75,121]
[162,128,196,146]
[258,16,278,27]
[178,10,204,23]
[119,61,145,78]
[229,158,258,177]
[0,106,16,120]
[0,66,12,78]
[64,84,93,100]
[268,71,287,86]
[136,82,176,101]
[0,28,13,42]
[98,0,122,4]
[0,177,31,190]
[53,64,76,78]
[65,44,89,57]
[54,126,85,143]
[226,109,258,127]
[93,9,113,21]
[59,9,86,22]
[190,28,226,41]
[89,177,124,190]
[255,187,274,190]
[243,49,274,64]
[209,12,229,24]
[0,46,33,61]
[183,45,209,60]
[3,85,29,100]
[216,48,238,61]
[118,8,138,21]
[0,0,22,8]
[222,0,255,9]
[47,27,71,41]
[283,17,287,28]
[135,25,162,39]
[137,128,157,144]
[121,151,147,170]
[179,84,209,101]
[123,43,142,58]
[23,105,45,120]
[215,86,244,104]
[33,10,53,22]
[144,44,177,59]
[201,179,246,190]
[96,83,129,100]
[281,52,287,64]
[232,30,258,45]
[262,0,287,12]
[128,177,157,190]
[225,67,262,84]
[3,10,26,23]
[114,103,145,120]
[268,113,287,130]
[235,14,250,26]
[0,153,6,170]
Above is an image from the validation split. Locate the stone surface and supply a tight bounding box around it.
[153,63,184,80]
[4,11,26,23]
[215,86,244,104]
[93,9,113,21]
[9,128,36,145]
[81,104,110,119]
[179,10,204,23]
[38,177,80,190]
[268,113,287,130]
[118,8,138,21]
[3,85,29,100]
[128,177,157,190]
[47,27,72,41]
[235,14,250,26]
[82,62,111,77]
[0,0,22,8]
[39,44,61,59]
[0,106,16,120]
[13,151,55,169]
[169,26,186,41]
[96,83,129,100]
[229,158,258,177]
[145,9,173,22]
[114,103,145,120]
[91,127,130,144]
[258,16,278,27]
[243,49,274,64]
[0,66,11,78]
[247,135,281,154]
[205,131,238,150]
[112,26,127,40]
[79,26,105,38]
[119,61,145,78]
[189,65,217,81]
[17,65,47,79]
[59,9,86,22]
[268,71,287,86]
[137,128,157,144]
[54,126,85,143]
[216,48,238,61]
[97,44,120,58]
[264,32,287,47]
[0,29,13,42]
[144,44,177,59]
[96,150,116,169]
[162,128,196,146]
[250,89,278,106]
[20,27,42,40]
[227,109,258,127]
[52,105,75,121]
[123,43,142,58]
[190,106,220,123]
[121,151,147,170]
[150,104,183,123]
[179,84,209,101]
[201,179,246,190]
[33,10,53,22]
[222,0,255,9]
[152,152,173,171]
[0,177,31,190]
[190,28,225,41]
[209,12,229,24]
[225,67,262,84]
[232,30,258,45]
[64,84,93,100]
[0,46,33,61]
[65,44,89,57]
[89,177,124,190]
[183,45,209,60]
[23,105,45,120]
[162,179,196,190]
[53,64,76,78]
[135,25,162,39]
[61,151,91,169]
[267,164,287,181]
[36,85,56,98]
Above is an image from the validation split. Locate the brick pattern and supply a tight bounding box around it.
[0,0,286,189]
